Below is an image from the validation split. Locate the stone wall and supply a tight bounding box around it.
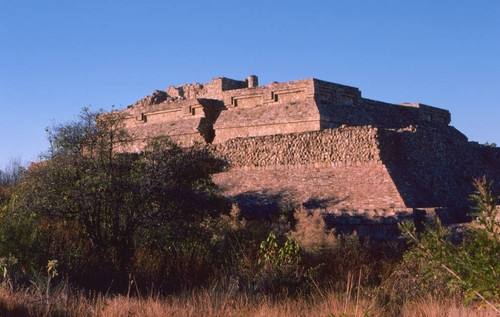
[212,164,407,211]
[210,126,402,228]
[209,124,500,227]
[379,124,500,210]
[211,125,381,168]
[212,99,321,143]
[220,78,315,109]
[113,76,455,151]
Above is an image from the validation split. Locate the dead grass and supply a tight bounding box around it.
[287,206,337,255]
[399,295,499,317]
[0,284,498,317]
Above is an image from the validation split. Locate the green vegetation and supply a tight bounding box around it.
[0,108,230,291]
[399,178,500,312]
[0,108,498,315]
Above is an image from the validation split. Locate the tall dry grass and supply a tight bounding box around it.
[0,282,498,317]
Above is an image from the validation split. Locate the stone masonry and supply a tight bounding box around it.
[110,75,500,238]
[117,75,451,151]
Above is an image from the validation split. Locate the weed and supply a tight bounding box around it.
[399,178,500,312]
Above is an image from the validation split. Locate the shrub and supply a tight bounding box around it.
[0,108,230,292]
[249,231,311,295]
[287,206,403,291]
[399,178,500,311]
[287,206,336,256]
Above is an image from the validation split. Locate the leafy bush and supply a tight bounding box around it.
[399,178,500,311]
[249,231,311,295]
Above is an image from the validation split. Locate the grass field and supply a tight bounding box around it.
[0,278,498,317]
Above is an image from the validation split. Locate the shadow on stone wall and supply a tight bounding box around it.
[233,190,288,219]
[302,197,348,209]
[377,125,500,222]
[197,99,225,143]
[323,207,455,240]
[232,191,349,220]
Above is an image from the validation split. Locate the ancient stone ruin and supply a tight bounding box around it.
[112,75,500,238]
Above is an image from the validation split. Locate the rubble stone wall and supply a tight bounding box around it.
[211,125,381,168]
[379,125,500,209]
[209,125,500,219]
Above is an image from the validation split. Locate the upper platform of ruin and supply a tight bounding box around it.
[115,75,452,150]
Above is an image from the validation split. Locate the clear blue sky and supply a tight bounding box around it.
[1,0,499,168]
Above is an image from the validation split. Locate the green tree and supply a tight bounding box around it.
[1,108,230,290]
